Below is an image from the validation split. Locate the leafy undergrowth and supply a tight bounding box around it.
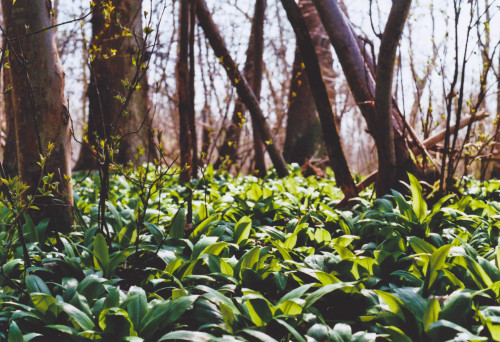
[2,166,500,341]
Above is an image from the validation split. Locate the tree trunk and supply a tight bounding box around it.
[374,0,412,195]
[215,0,266,176]
[3,0,73,232]
[74,0,155,170]
[177,0,193,182]
[312,0,415,195]
[284,0,336,165]
[281,0,357,199]
[195,0,288,177]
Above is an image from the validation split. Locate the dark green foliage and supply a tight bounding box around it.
[2,167,500,340]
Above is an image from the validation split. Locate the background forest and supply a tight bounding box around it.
[0,0,500,341]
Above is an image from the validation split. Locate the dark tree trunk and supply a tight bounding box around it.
[177,0,193,182]
[215,0,266,176]
[196,0,288,177]
[74,0,155,170]
[2,0,73,232]
[281,0,357,199]
[188,0,198,178]
[374,0,412,195]
[284,0,335,165]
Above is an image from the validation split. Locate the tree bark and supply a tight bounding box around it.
[177,0,193,182]
[374,0,412,195]
[74,0,155,170]
[281,0,357,199]
[3,0,73,232]
[284,0,336,165]
[195,0,288,177]
[215,0,266,176]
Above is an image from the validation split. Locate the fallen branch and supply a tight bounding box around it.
[356,111,489,192]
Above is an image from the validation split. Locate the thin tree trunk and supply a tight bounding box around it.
[177,0,193,182]
[374,0,412,195]
[188,0,198,178]
[196,0,288,177]
[281,0,357,199]
[215,0,266,175]
[74,0,155,170]
[3,0,73,232]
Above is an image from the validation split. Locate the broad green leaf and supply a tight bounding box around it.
[245,298,273,326]
[220,302,235,333]
[241,329,279,342]
[306,324,343,342]
[278,300,303,315]
[192,236,219,260]
[93,233,109,271]
[158,331,214,342]
[278,283,314,305]
[106,201,123,229]
[239,246,260,272]
[125,286,148,331]
[8,321,23,342]
[220,258,234,276]
[409,236,435,254]
[25,275,51,295]
[99,308,136,337]
[139,295,198,339]
[423,298,440,331]
[272,241,292,261]
[23,214,38,243]
[426,244,452,290]
[233,216,252,245]
[375,290,405,320]
[408,173,427,222]
[284,234,298,249]
[170,207,186,239]
[31,293,57,315]
[57,302,95,331]
[199,242,230,258]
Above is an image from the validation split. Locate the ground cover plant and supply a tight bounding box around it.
[2,166,500,341]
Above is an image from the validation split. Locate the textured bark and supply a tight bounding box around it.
[283,0,336,164]
[215,0,266,175]
[281,0,357,199]
[3,0,73,232]
[74,0,155,170]
[312,0,415,195]
[196,0,288,177]
[374,0,412,195]
[177,0,193,182]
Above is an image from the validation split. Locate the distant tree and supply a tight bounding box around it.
[196,0,288,177]
[312,0,415,196]
[74,0,156,170]
[215,0,266,176]
[1,0,73,231]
